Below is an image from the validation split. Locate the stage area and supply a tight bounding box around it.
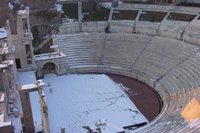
[43,74,148,132]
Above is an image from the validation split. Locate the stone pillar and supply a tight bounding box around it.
[106,8,114,33]
[2,70,9,120]
[38,87,50,133]
[26,7,31,33]
[30,44,36,68]
[157,11,171,35]
[133,9,142,33]
[108,8,114,22]
[78,0,82,32]
[20,92,35,133]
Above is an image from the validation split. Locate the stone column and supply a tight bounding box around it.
[2,70,9,120]
[157,11,171,35]
[133,9,142,33]
[20,92,35,133]
[26,7,31,33]
[30,44,36,68]
[38,87,50,133]
[78,0,82,32]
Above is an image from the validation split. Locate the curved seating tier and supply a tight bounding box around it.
[55,32,200,132]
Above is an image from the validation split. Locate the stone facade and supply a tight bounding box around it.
[7,7,35,70]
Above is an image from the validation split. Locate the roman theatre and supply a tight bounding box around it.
[0,1,200,133]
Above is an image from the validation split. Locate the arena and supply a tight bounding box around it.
[0,0,200,133]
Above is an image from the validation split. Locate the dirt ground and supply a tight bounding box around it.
[107,74,162,121]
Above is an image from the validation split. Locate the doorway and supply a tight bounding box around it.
[15,58,21,69]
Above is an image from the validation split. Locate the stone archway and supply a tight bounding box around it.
[34,52,66,78]
[41,62,57,75]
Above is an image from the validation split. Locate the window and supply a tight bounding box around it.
[15,58,21,69]
[25,45,32,64]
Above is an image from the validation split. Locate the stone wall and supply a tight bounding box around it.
[30,10,59,28]
[0,0,9,27]
[20,0,56,10]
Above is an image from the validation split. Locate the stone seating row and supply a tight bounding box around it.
[56,32,200,132]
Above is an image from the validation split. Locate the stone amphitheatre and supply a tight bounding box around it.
[0,0,200,133]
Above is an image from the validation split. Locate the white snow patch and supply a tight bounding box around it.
[8,2,14,10]
[99,2,112,9]
[11,115,22,133]
[30,91,43,132]
[0,28,7,39]
[43,74,148,133]
[99,1,123,9]
[62,18,77,23]
[55,4,63,13]
[18,71,36,85]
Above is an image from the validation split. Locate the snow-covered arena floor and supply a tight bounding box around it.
[43,74,148,132]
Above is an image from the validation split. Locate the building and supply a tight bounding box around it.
[0,26,17,133]
[8,7,35,70]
